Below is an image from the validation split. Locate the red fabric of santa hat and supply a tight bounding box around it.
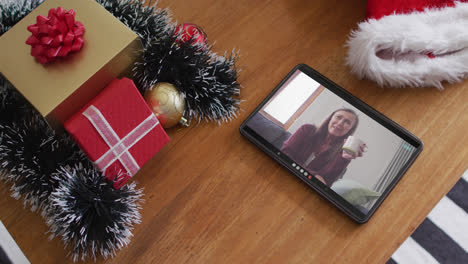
[346,0,468,89]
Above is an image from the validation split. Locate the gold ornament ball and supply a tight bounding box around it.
[144,82,185,128]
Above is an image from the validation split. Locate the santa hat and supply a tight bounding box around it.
[346,0,468,89]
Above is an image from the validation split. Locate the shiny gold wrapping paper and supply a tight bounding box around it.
[0,0,142,128]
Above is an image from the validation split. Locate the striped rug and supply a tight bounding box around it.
[388,169,468,264]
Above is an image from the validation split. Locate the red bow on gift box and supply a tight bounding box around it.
[25,7,85,64]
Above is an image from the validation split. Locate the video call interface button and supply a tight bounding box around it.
[291,162,311,178]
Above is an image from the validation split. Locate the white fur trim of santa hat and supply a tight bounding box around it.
[346,1,468,89]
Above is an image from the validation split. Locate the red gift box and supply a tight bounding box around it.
[64,78,170,188]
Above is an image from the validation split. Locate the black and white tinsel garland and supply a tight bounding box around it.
[0,0,43,35]
[134,35,241,122]
[0,118,77,212]
[96,0,241,123]
[0,0,241,261]
[0,78,145,260]
[96,0,172,43]
[47,164,143,261]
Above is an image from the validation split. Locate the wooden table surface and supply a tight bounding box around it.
[1,0,468,263]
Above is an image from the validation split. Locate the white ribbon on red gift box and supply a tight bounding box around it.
[83,105,159,177]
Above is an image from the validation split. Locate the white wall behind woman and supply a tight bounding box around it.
[288,89,402,189]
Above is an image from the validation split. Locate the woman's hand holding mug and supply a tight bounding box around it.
[342,136,366,160]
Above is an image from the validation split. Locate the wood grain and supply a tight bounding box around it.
[1,0,468,263]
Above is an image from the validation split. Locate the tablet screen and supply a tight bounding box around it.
[241,66,422,222]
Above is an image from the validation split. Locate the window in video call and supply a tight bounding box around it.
[245,70,418,214]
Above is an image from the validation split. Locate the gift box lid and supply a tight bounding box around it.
[0,0,142,127]
[65,78,170,187]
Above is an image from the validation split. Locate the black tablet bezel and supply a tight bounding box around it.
[240,64,423,223]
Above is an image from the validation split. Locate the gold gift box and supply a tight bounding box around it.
[0,0,142,128]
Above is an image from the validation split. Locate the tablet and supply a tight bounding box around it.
[240,64,423,223]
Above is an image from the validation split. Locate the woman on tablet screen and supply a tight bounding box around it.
[281,108,366,187]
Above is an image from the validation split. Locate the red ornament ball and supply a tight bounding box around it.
[25,7,85,64]
[174,23,207,47]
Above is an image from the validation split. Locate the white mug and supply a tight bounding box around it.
[342,136,365,158]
